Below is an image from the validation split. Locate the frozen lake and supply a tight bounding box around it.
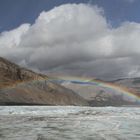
[0,106,140,140]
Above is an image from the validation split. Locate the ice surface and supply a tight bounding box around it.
[0,106,140,140]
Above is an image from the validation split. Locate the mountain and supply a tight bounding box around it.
[0,57,47,88]
[60,78,140,106]
[0,57,88,106]
[112,77,140,96]
[1,57,139,106]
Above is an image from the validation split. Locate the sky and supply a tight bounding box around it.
[0,0,140,80]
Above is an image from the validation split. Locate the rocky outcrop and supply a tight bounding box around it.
[0,57,47,88]
[0,57,88,106]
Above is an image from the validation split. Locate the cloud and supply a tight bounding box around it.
[0,3,140,80]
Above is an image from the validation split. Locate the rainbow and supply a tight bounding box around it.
[50,76,140,103]
[3,75,140,103]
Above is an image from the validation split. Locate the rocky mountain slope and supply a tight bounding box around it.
[0,57,48,88]
[0,57,88,106]
[112,77,140,96]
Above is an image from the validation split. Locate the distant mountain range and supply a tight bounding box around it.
[0,57,139,106]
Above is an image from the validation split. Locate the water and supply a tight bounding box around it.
[0,106,140,140]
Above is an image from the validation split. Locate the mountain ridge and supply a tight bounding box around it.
[0,57,88,106]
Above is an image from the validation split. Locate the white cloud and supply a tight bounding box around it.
[0,3,140,79]
[0,24,30,49]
